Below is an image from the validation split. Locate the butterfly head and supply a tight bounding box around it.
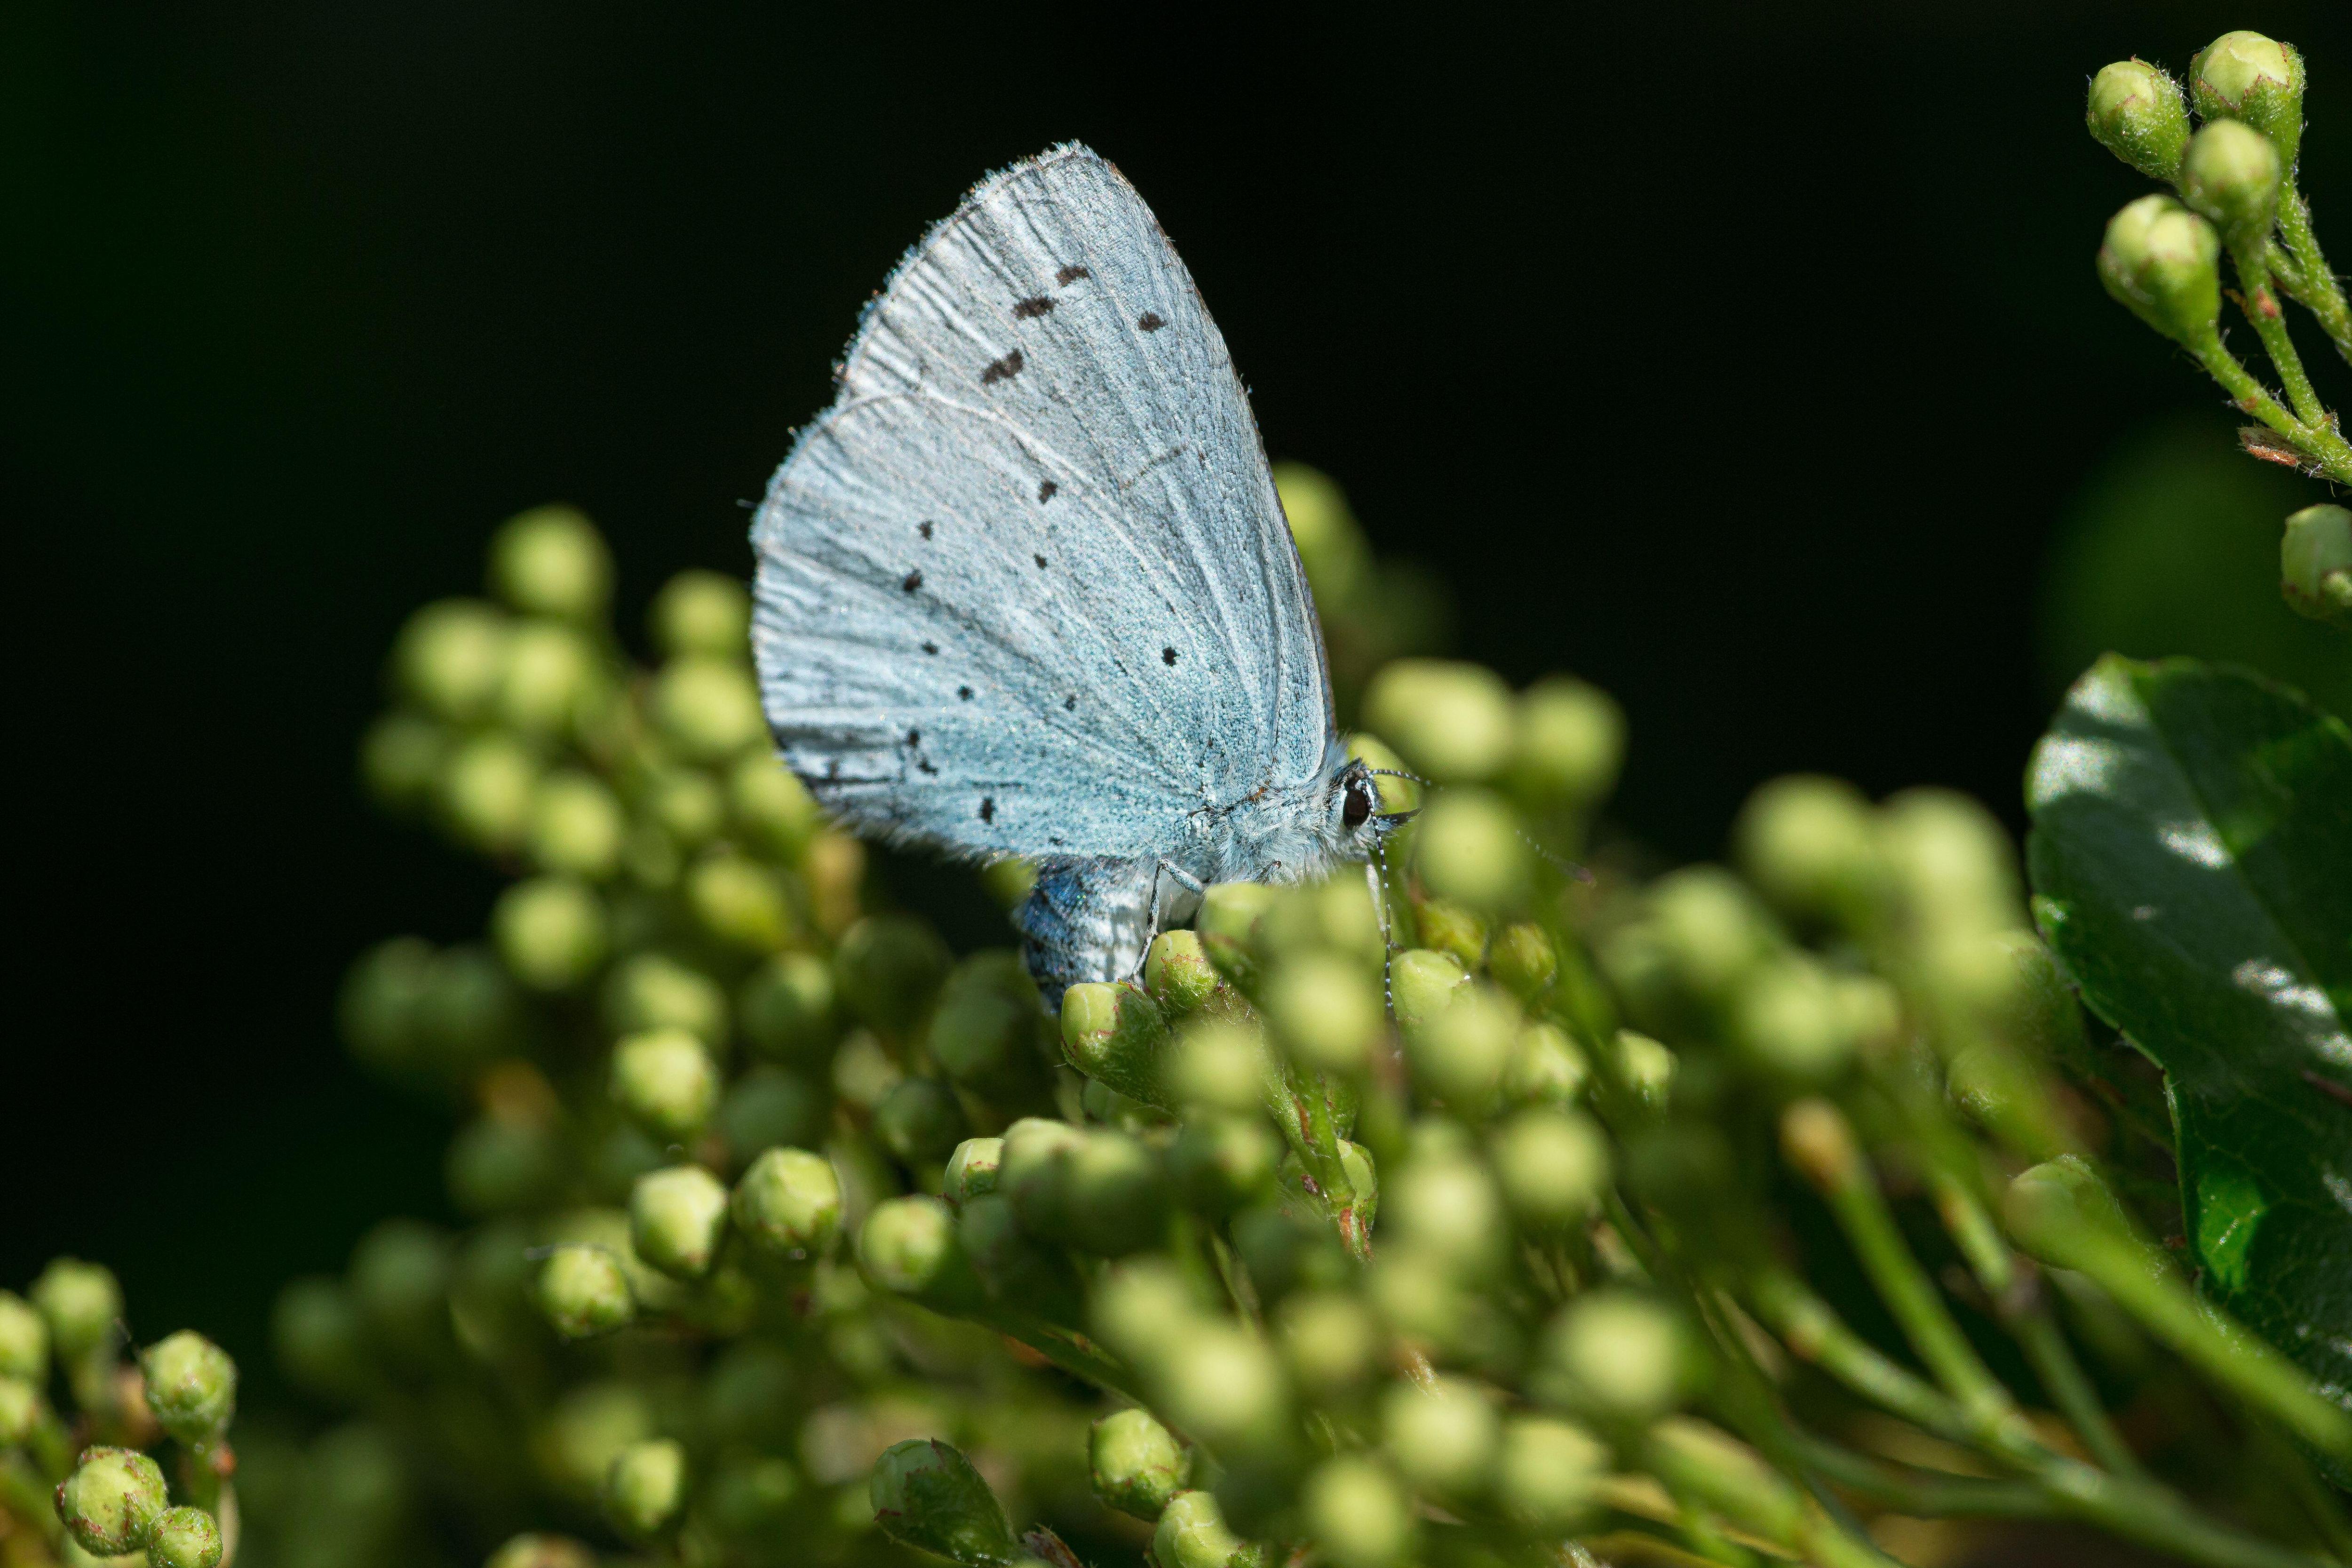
[1331,755,1416,851]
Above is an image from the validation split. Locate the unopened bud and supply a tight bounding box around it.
[2191,31,2306,169]
[493,877,610,991]
[928,953,1045,1102]
[32,1259,120,1362]
[360,711,447,811]
[1507,675,1624,811]
[652,655,766,762]
[55,1446,167,1555]
[2282,504,2352,626]
[497,620,602,736]
[1276,1289,1383,1402]
[2181,119,2282,245]
[685,849,796,951]
[629,1165,731,1280]
[1488,923,1557,1002]
[2002,1155,2140,1274]
[860,1196,983,1312]
[2098,195,2222,345]
[1879,788,2020,937]
[489,505,611,622]
[0,1377,38,1447]
[394,599,508,723]
[1402,983,1518,1112]
[2087,60,2190,181]
[146,1505,224,1568]
[0,1291,48,1381]
[1172,1115,1281,1217]
[1303,1457,1415,1568]
[875,1078,969,1167]
[438,732,540,852]
[1065,1131,1172,1257]
[605,1437,687,1540]
[1490,1107,1611,1232]
[138,1331,235,1446]
[944,1138,1004,1206]
[1145,930,1223,1015]
[536,1244,636,1339]
[730,753,822,861]
[1388,948,1468,1030]
[1363,660,1514,783]
[1092,1259,1208,1368]
[1381,1376,1499,1501]
[739,951,838,1065]
[527,771,626,879]
[1197,882,1278,987]
[1060,982,1173,1107]
[1732,774,1883,924]
[871,1438,1017,1567]
[1503,1020,1589,1107]
[1414,788,1532,912]
[1538,1290,1700,1425]
[1613,1029,1677,1115]
[1731,959,1859,1082]
[999,1117,1086,1242]
[1158,1325,1291,1457]
[1263,953,1384,1075]
[1091,1408,1190,1520]
[1155,1488,1267,1568]
[1498,1416,1608,1533]
[611,1028,719,1142]
[733,1147,843,1258]
[651,569,751,659]
[1779,1097,1861,1192]
[835,915,951,1036]
[1384,1153,1507,1280]
[487,1535,598,1568]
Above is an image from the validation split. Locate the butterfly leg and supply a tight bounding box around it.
[1126,861,1208,985]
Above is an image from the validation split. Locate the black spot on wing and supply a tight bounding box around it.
[957,686,974,701]
[918,758,938,775]
[918,520,933,540]
[1033,554,1048,569]
[1064,695,1077,710]
[1056,263,1089,285]
[1012,296,1054,319]
[978,797,995,823]
[1162,646,1178,666]
[980,349,1024,385]
[906,728,921,746]
[902,570,922,593]
[1038,480,1057,503]
[1137,311,1166,333]
[922,641,939,656]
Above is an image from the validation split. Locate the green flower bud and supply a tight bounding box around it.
[1613,1029,1677,1114]
[628,1165,730,1280]
[716,1065,826,1162]
[1489,1107,1611,1232]
[1275,462,1373,609]
[929,954,1048,1102]
[2086,59,2190,182]
[493,877,609,991]
[1878,788,2020,937]
[1146,929,1224,1015]
[1275,1289,1382,1402]
[707,1454,801,1540]
[489,504,612,622]
[1363,660,1514,783]
[1092,1258,1208,1366]
[1171,1019,1272,1115]
[1506,675,1624,811]
[1065,1131,1172,1257]
[1155,1488,1267,1568]
[1262,952,1383,1075]
[0,1291,49,1381]
[651,569,751,659]
[836,915,952,1036]
[645,764,727,849]
[604,1437,687,1540]
[653,655,766,762]
[871,1438,1017,1567]
[1172,1114,1281,1217]
[1195,881,1277,988]
[731,1146,843,1258]
[610,1028,719,1142]
[998,1116,1086,1241]
[1091,1407,1190,1520]
[1235,1207,1350,1305]
[944,1138,1004,1205]
[138,1331,235,1446]
[1388,947,1468,1030]
[535,1244,635,1339]
[1157,1324,1292,1457]
[1732,774,1883,924]
[1502,1020,1589,1106]
[2191,31,2306,168]
[957,1194,1085,1322]
[2181,119,2281,245]
[1647,866,1780,1002]
[0,1376,41,1447]
[2098,194,2222,345]
[393,598,507,723]
[1497,1415,1609,1534]
[1487,922,1556,1001]
[32,1259,121,1362]
[1060,982,1174,1107]
[1383,1152,1507,1280]
[876,1078,969,1166]
[1729,958,1859,1082]
[595,955,720,1049]
[738,951,836,1064]
[271,1277,369,1400]
[860,1195,984,1311]
[55,1446,167,1555]
[1538,1290,1700,1425]
[730,753,823,860]
[1382,1376,1499,1503]
[437,732,541,853]
[2282,503,2352,626]
[1401,982,1517,1112]
[497,620,603,736]
[360,710,448,811]
[338,939,435,1075]
[2002,1155,2139,1274]
[487,1535,599,1568]
[1413,788,1531,912]
[526,770,625,879]
[144,1505,223,1568]
[1412,897,1486,969]
[1303,1456,1415,1568]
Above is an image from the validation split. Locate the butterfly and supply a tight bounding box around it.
[749,143,1409,1006]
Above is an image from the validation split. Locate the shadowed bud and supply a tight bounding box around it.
[360,711,447,811]
[2181,119,2282,245]
[1173,1115,1281,1217]
[1263,953,1384,1075]
[1613,1030,1677,1116]
[1537,1291,1701,1425]
[487,1536,598,1568]
[138,1331,235,1446]
[732,1147,842,1258]
[604,1438,687,1540]
[1304,1461,1417,1568]
[1778,1098,1861,1192]
[1000,1117,1087,1242]
[1414,789,1532,913]
[739,951,838,1065]
[535,1244,635,1339]
[145,1505,223,1568]
[2282,504,2352,626]
[1507,675,1625,812]
[651,569,751,659]
[1363,660,1515,783]
[2192,31,2306,168]
[1489,923,1557,1002]
[1092,1259,1208,1368]
[612,1028,719,1142]
[1277,1289,1382,1403]
[958,1194,1083,1323]
[629,1166,731,1280]
[1065,1131,1172,1257]
[0,1377,39,1447]
[55,1446,167,1555]
[2098,195,2222,344]
[836,916,952,1036]
[945,1138,1004,1206]
[872,1438,1017,1566]
[860,1196,984,1312]
[394,599,508,723]
[1198,882,1278,987]
[493,878,609,992]
[32,1260,120,1362]
[876,1078,969,1166]
[1060,983,1173,1107]
[1155,1488,1267,1568]
[653,655,766,762]
[1732,774,1883,924]
[2087,60,2190,181]
[0,1292,48,1382]
[1503,1021,1590,1107]
[1091,1407,1190,1520]
[2002,1155,2139,1273]
[929,954,1048,1103]
[1490,1107,1611,1232]
[1381,1376,1499,1502]
[1498,1416,1609,1533]
[490,505,611,622]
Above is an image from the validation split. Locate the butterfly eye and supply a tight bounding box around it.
[1342,775,1373,829]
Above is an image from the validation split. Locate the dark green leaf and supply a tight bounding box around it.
[2026,655,2352,1409]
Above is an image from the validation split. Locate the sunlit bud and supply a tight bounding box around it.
[2191,31,2306,168]
[1198,882,1278,986]
[1503,1021,1590,1107]
[2098,195,2223,345]
[1402,983,1518,1112]
[2002,1155,2139,1273]
[1155,1488,1268,1568]
[1275,462,1374,608]
[1383,1150,1507,1281]
[629,1165,730,1280]
[138,1331,235,1446]
[1507,675,1624,811]
[731,1146,842,1258]
[610,1028,718,1142]
[497,621,602,735]
[1878,788,2020,935]
[1263,953,1384,1075]
[999,1116,1086,1242]
[526,771,625,879]
[1060,982,1174,1107]
[945,1138,1004,1206]
[145,1505,223,1568]
[1172,1019,1271,1116]
[438,732,541,853]
[1498,1416,1609,1533]
[686,849,795,951]
[1613,1030,1677,1115]
[862,1196,985,1312]
[1732,774,1883,924]
[0,1377,35,1449]
[651,569,751,659]
[486,1535,598,1568]
[645,765,726,850]
[1065,1131,1172,1257]
[492,877,608,991]
[1649,867,1780,1001]
[1275,1289,1382,1404]
[55,1446,168,1555]
[488,505,611,621]
[1091,1407,1191,1520]
[1304,1456,1415,1568]
[1537,1290,1701,1425]
[835,915,952,1036]
[1730,958,1859,1082]
[604,1437,687,1540]
[2181,119,2282,245]
[0,1291,50,1382]
[1092,1259,1207,1368]
[1383,1376,1500,1503]
[1363,660,1514,783]
[394,598,508,722]
[1173,1114,1281,1217]
[653,655,766,762]
[871,1438,1018,1567]
[1414,788,1532,913]
[727,757,820,865]
[1489,1107,1611,1232]
[1389,948,1468,1030]
[1158,1323,1292,1457]
[2086,60,2191,182]
[32,1259,121,1362]
[2282,504,2352,626]
[595,959,719,1052]
[360,711,447,811]
[1145,929,1222,1015]
[739,951,838,1065]
[535,1244,634,1339]
[876,1078,969,1167]
[1488,923,1556,1002]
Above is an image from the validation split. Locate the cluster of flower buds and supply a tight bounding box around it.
[0,1261,236,1568]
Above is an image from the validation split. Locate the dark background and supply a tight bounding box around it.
[8,3,2349,1381]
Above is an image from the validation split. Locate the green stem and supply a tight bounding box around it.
[2185,325,2352,482]
[2275,184,2352,364]
[1744,1268,1986,1454]
[2231,239,2327,426]
[1795,1438,2053,1518]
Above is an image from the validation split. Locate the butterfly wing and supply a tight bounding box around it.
[750,143,1332,863]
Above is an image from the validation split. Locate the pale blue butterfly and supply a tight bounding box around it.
[750,143,1408,1004]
